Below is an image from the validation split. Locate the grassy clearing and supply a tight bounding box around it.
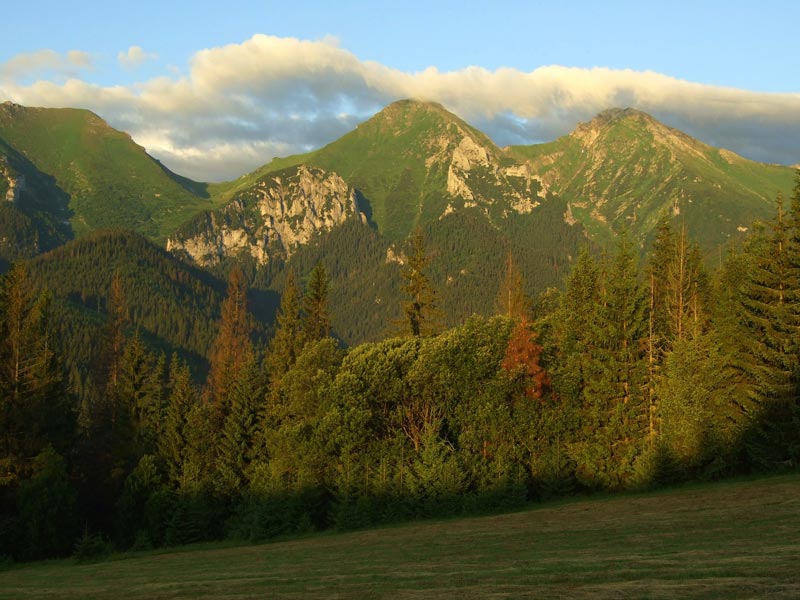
[2,474,800,599]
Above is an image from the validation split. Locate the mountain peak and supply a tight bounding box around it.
[576,107,665,139]
[364,98,475,133]
[383,98,448,112]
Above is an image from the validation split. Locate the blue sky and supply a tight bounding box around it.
[1,0,798,180]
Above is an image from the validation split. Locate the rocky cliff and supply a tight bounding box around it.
[168,165,364,266]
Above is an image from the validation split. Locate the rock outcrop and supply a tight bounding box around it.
[0,157,24,203]
[168,165,364,266]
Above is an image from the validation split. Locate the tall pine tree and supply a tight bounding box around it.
[206,267,254,416]
[303,263,331,344]
[400,229,439,338]
[578,234,648,489]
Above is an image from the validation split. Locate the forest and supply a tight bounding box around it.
[1,173,799,563]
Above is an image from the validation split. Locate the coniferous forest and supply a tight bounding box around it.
[2,173,800,563]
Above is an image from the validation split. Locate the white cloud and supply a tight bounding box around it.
[0,49,92,82]
[118,46,158,69]
[1,34,799,181]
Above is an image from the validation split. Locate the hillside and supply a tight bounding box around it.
[24,230,268,390]
[169,164,365,267]
[0,138,72,267]
[2,473,798,598]
[510,108,795,251]
[0,102,221,244]
[185,100,585,344]
[211,100,549,242]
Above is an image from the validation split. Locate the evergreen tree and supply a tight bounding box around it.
[578,234,648,488]
[0,265,74,481]
[655,330,736,479]
[645,220,707,447]
[98,271,128,393]
[549,247,601,408]
[400,229,438,337]
[116,331,165,457]
[159,356,198,488]
[496,252,528,319]
[206,266,254,415]
[265,268,304,387]
[303,263,331,344]
[264,338,341,490]
[217,357,265,491]
[731,183,800,466]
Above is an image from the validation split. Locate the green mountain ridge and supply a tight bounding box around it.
[177,99,584,344]
[0,102,223,245]
[213,100,547,242]
[510,107,795,251]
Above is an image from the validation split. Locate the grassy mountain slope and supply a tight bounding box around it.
[194,100,585,344]
[0,138,72,267]
[211,100,538,242]
[3,473,799,598]
[511,108,795,251]
[0,102,221,243]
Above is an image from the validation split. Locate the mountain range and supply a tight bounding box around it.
[2,97,796,353]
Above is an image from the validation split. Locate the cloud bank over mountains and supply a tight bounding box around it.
[2,34,799,181]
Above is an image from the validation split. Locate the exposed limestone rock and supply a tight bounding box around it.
[450,135,490,171]
[385,244,405,265]
[446,166,474,200]
[0,158,24,203]
[167,165,363,267]
[444,135,544,216]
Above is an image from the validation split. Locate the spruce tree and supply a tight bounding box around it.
[732,178,800,466]
[303,263,331,344]
[159,356,197,488]
[265,268,304,386]
[550,247,601,408]
[400,229,438,337]
[115,331,165,457]
[0,266,73,480]
[206,267,253,415]
[217,357,264,491]
[579,234,648,489]
[99,271,128,392]
[496,252,528,319]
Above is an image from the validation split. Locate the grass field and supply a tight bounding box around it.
[2,474,799,599]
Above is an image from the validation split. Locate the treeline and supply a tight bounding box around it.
[2,175,800,562]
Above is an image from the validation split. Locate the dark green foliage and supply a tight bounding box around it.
[217,358,266,492]
[7,170,800,564]
[0,265,75,480]
[16,448,78,560]
[72,531,112,563]
[302,263,331,344]
[25,229,229,391]
[159,357,198,488]
[114,454,163,549]
[400,230,439,337]
[264,268,304,384]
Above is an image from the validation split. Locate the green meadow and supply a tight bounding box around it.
[2,473,798,599]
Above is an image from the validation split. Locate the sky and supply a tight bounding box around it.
[1,0,799,181]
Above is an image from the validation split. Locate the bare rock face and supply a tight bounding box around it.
[0,157,24,203]
[167,165,364,266]
[443,130,544,217]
